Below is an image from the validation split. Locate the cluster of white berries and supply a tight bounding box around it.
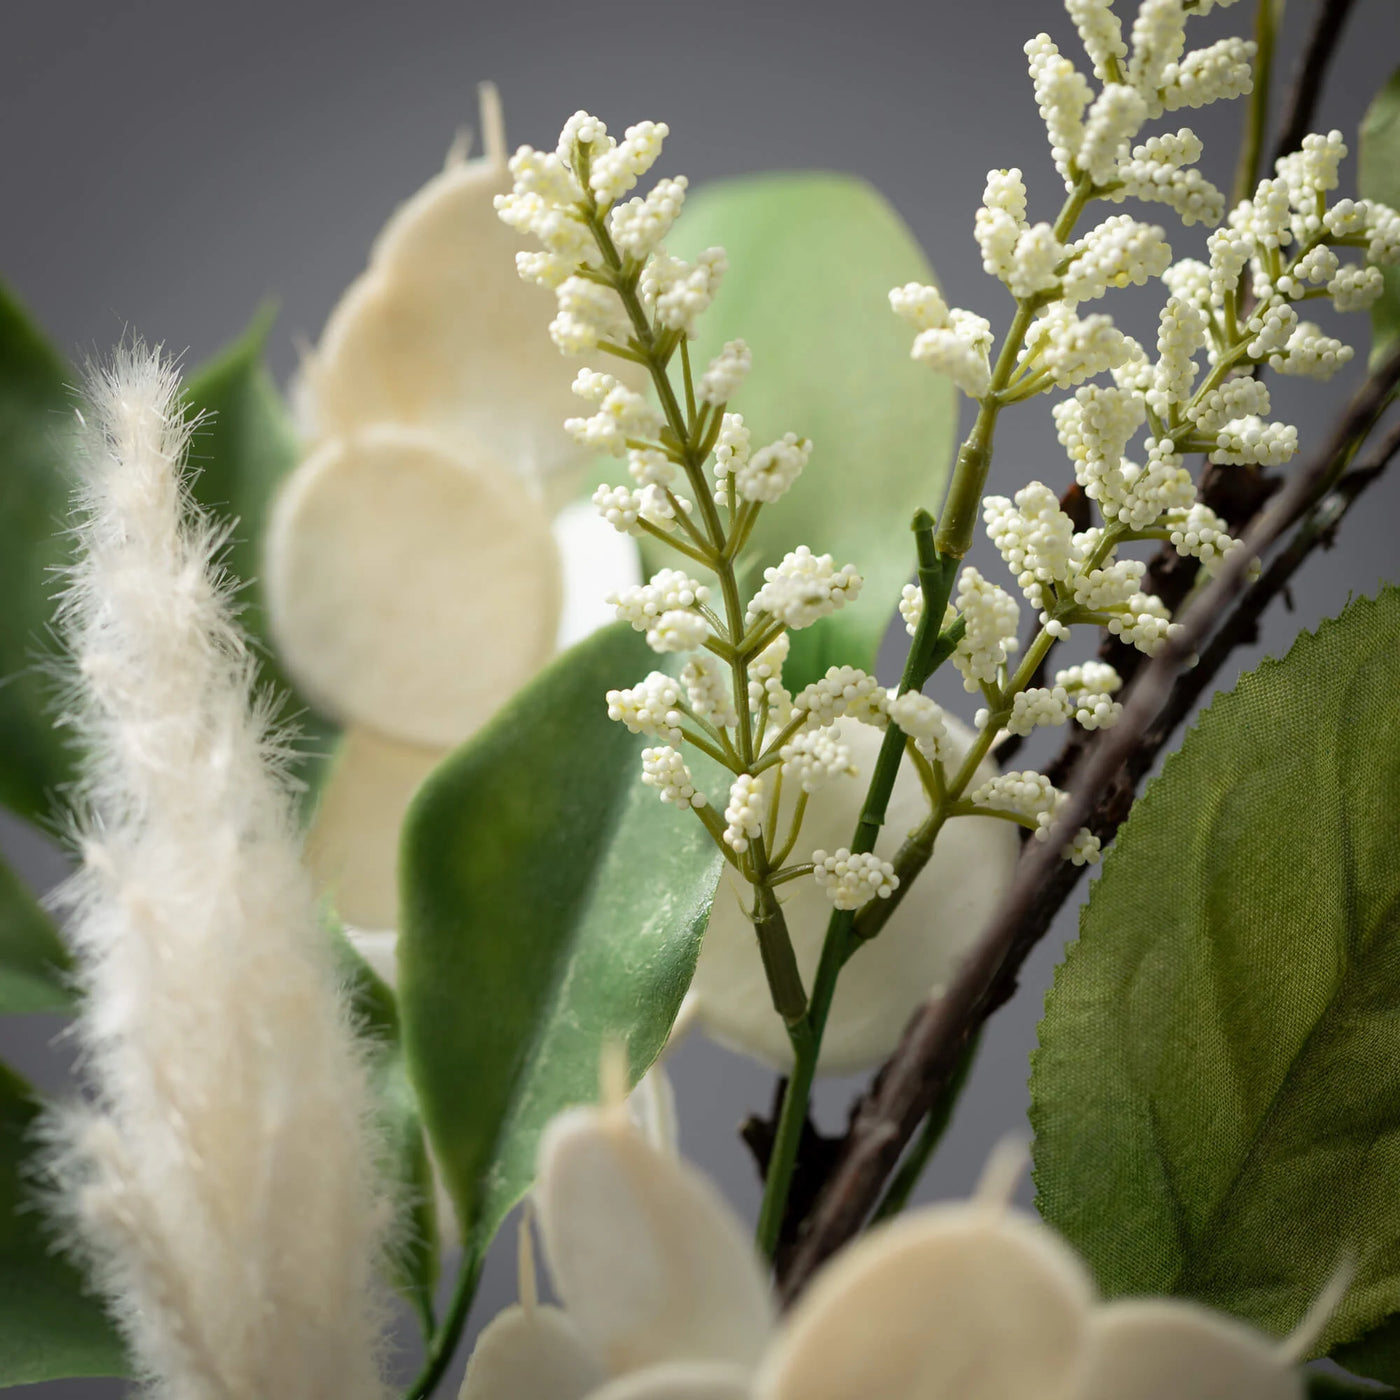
[723,773,768,853]
[608,568,712,654]
[710,415,814,506]
[812,849,900,910]
[889,282,994,399]
[641,746,705,809]
[968,771,1102,866]
[886,690,951,761]
[780,727,859,793]
[748,547,863,632]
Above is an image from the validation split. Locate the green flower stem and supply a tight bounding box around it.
[403,1246,484,1400]
[1233,0,1282,209]
[935,176,1095,557]
[586,202,806,1031]
[755,513,958,1260]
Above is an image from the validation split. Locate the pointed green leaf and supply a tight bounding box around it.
[1031,588,1400,1357]
[649,173,957,687]
[1360,68,1400,369]
[398,623,723,1264]
[331,928,440,1330]
[0,283,78,823]
[0,852,71,1015]
[0,1061,128,1384]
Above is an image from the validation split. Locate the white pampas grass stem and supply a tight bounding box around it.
[49,344,394,1400]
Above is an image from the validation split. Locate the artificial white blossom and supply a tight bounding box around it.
[780,727,859,794]
[700,338,753,405]
[641,745,706,809]
[794,666,889,729]
[606,672,685,743]
[749,547,862,631]
[683,652,741,731]
[723,773,769,853]
[736,432,812,504]
[886,690,951,760]
[951,566,1022,690]
[812,848,900,910]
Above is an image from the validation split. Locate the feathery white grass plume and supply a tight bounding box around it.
[48,344,394,1400]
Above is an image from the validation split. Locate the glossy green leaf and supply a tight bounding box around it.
[183,312,337,786]
[0,282,78,823]
[0,1061,128,1384]
[0,851,71,1015]
[658,173,957,687]
[331,927,439,1329]
[1031,588,1400,1357]
[1360,67,1400,369]
[398,622,723,1263]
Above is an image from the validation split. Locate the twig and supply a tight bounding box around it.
[778,351,1400,1302]
[1271,0,1361,168]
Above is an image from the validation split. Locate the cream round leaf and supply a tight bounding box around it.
[755,1204,1095,1400]
[587,1362,755,1400]
[306,725,447,930]
[1077,1299,1302,1400]
[264,425,560,747]
[459,1302,606,1400]
[535,1106,774,1377]
[688,714,1019,1073]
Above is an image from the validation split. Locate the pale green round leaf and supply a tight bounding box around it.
[653,173,957,688]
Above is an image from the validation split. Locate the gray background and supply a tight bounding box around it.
[2,0,1398,1392]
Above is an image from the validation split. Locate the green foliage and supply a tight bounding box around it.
[398,622,722,1269]
[332,928,439,1331]
[0,287,328,825]
[1360,67,1400,369]
[1031,589,1400,1358]
[1336,1314,1400,1391]
[0,284,80,823]
[0,852,71,1015]
[0,1061,127,1384]
[660,173,957,688]
[182,312,336,786]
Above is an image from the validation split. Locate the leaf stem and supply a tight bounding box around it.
[402,1249,483,1400]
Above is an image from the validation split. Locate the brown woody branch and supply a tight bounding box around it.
[778,350,1400,1302]
[1271,0,1362,170]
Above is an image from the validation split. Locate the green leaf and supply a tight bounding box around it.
[183,312,337,787]
[655,173,957,688]
[0,1061,128,1384]
[331,927,440,1328]
[1309,1372,1399,1399]
[1335,1314,1400,1390]
[1031,588,1400,1357]
[0,852,72,1015]
[1360,67,1400,369]
[0,282,78,823]
[398,622,723,1264]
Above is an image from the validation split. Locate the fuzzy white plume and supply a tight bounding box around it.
[47,345,393,1400]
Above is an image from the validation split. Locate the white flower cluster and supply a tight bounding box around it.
[723,772,768,853]
[812,848,900,910]
[886,690,951,761]
[699,338,752,405]
[605,672,684,744]
[969,771,1102,865]
[780,726,859,793]
[1025,5,1251,195]
[748,546,863,631]
[794,666,889,729]
[984,486,1179,653]
[640,745,706,808]
[889,281,994,399]
[608,567,712,654]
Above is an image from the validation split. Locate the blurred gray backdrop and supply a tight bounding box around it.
[2,0,1398,1393]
